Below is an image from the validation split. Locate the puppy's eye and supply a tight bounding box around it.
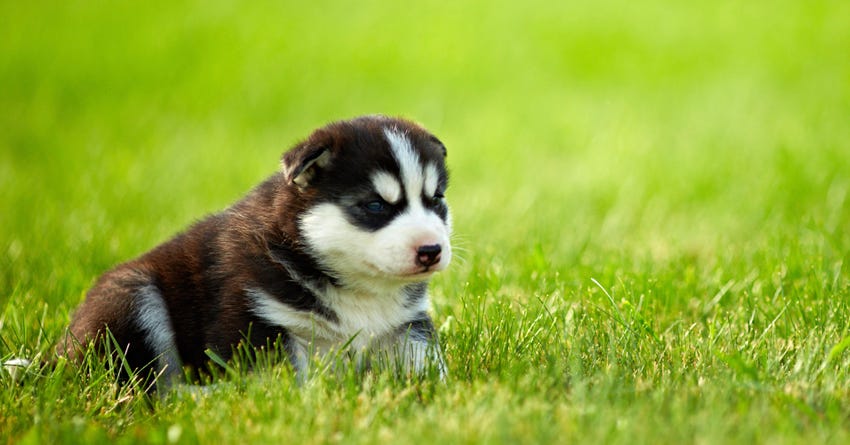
[425,193,445,208]
[364,200,387,213]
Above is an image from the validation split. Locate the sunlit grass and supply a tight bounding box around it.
[2,0,850,443]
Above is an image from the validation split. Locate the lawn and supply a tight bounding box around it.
[2,0,850,443]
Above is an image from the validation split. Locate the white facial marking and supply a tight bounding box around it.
[423,163,439,198]
[134,285,182,382]
[371,171,402,204]
[383,127,424,206]
[301,201,452,282]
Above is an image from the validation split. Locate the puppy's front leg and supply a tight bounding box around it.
[383,316,446,380]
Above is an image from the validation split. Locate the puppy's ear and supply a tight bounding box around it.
[281,143,333,188]
[430,135,447,157]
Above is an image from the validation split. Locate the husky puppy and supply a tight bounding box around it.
[58,115,451,387]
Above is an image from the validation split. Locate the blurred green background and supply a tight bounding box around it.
[2,0,849,344]
[3,1,850,442]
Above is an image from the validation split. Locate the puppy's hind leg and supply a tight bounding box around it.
[133,283,184,391]
[60,268,184,390]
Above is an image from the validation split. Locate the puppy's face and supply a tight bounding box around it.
[283,116,452,287]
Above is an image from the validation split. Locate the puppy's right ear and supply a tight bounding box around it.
[281,143,333,188]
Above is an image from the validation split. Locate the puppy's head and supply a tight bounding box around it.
[282,115,452,287]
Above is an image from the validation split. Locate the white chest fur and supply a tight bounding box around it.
[247,286,429,353]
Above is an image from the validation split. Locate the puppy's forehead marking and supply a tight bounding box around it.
[371,171,402,204]
[423,163,439,198]
[383,127,424,204]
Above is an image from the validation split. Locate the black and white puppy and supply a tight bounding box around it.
[58,115,451,387]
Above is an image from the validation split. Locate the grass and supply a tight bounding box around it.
[2,0,850,443]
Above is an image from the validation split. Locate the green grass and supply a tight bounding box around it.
[2,0,850,443]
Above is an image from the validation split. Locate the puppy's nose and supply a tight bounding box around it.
[416,244,442,267]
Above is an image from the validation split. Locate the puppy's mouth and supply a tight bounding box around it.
[412,266,437,276]
[356,256,446,282]
[395,266,439,280]
[382,265,440,281]
[409,261,450,278]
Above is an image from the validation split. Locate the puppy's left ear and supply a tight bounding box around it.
[282,144,333,188]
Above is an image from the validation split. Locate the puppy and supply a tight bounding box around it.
[58,115,452,388]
